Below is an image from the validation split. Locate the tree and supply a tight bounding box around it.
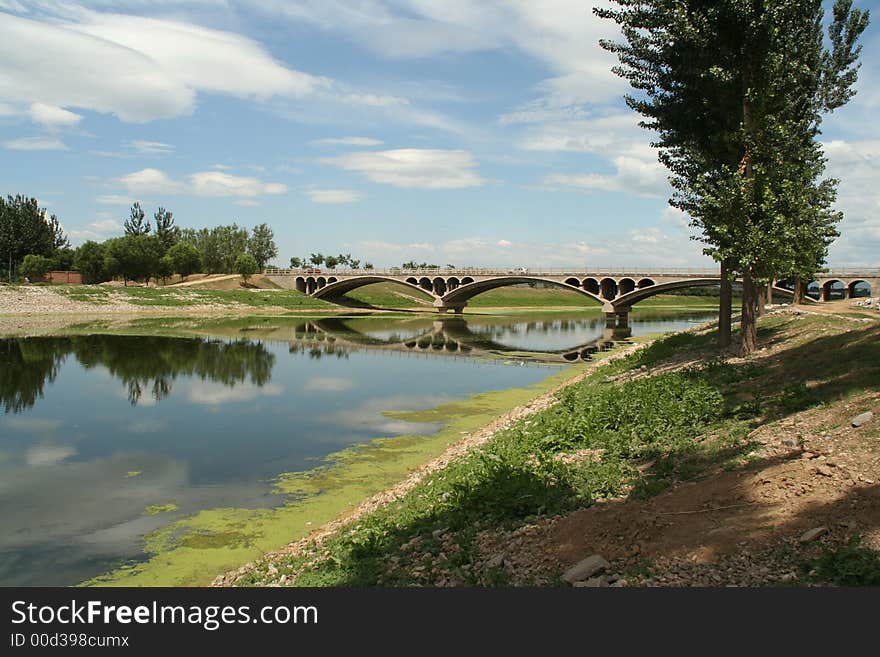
[124,202,151,236]
[74,241,107,284]
[309,253,325,267]
[234,254,259,283]
[157,254,174,285]
[596,0,869,355]
[20,255,51,281]
[0,195,58,278]
[247,223,278,270]
[364,262,374,270]
[324,255,340,270]
[50,247,76,271]
[349,258,361,269]
[105,235,163,285]
[290,256,303,268]
[167,242,202,280]
[154,207,179,252]
[47,214,69,251]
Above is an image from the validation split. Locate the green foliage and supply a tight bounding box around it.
[234,254,259,281]
[74,241,108,284]
[804,537,880,586]
[290,257,303,268]
[157,255,174,284]
[595,0,870,354]
[50,247,75,271]
[309,253,325,267]
[0,195,64,276]
[167,242,202,280]
[179,224,248,274]
[247,223,277,270]
[20,254,51,281]
[154,207,179,252]
[124,202,151,236]
[324,255,339,269]
[105,235,163,284]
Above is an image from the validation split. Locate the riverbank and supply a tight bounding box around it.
[219,308,880,587]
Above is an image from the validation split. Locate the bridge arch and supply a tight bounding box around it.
[433,277,447,296]
[848,279,871,298]
[440,276,604,306]
[583,278,600,295]
[612,277,724,308]
[619,277,636,295]
[821,279,845,301]
[600,277,618,300]
[638,278,655,289]
[311,275,438,300]
[295,276,306,293]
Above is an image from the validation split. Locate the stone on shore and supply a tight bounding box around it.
[562,555,610,584]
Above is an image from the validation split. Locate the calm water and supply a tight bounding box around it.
[0,310,713,585]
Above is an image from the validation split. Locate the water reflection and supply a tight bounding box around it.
[1,337,274,413]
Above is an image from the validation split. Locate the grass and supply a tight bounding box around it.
[53,284,334,309]
[803,537,880,586]
[232,311,880,587]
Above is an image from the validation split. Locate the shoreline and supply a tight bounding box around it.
[211,337,657,586]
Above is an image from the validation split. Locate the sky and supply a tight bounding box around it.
[0,0,877,269]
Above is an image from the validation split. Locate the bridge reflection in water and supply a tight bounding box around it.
[285,317,634,364]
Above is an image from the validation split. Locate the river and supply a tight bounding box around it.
[0,309,714,585]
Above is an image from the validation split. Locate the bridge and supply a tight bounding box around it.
[265,267,879,320]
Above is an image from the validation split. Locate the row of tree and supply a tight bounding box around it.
[7,200,280,285]
[290,253,374,270]
[597,0,870,355]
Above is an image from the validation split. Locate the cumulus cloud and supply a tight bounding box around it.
[0,10,328,123]
[323,149,485,189]
[2,136,68,151]
[307,189,361,204]
[69,218,124,241]
[29,102,82,128]
[113,168,288,198]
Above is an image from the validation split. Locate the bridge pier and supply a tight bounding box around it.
[604,309,630,330]
[433,299,467,315]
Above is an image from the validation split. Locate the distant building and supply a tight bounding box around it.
[43,271,83,284]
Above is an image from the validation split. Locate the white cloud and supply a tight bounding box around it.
[118,168,186,195]
[28,102,82,128]
[543,156,668,198]
[129,140,174,155]
[497,239,512,247]
[189,171,288,197]
[323,149,485,189]
[94,195,133,205]
[113,168,288,198]
[307,189,361,204]
[311,136,384,146]
[2,136,68,151]
[0,10,328,123]
[69,218,124,242]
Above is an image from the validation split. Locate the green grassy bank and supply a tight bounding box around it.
[230,312,880,586]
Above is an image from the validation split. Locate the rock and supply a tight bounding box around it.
[573,575,610,588]
[486,554,505,569]
[815,465,834,477]
[781,437,799,448]
[799,526,828,543]
[562,554,610,584]
[851,411,874,428]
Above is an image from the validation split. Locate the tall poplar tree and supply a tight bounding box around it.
[596,0,869,355]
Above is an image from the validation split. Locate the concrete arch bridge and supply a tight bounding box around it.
[266,267,879,322]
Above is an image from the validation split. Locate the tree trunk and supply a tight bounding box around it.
[767,281,773,307]
[756,284,766,317]
[793,276,805,305]
[718,258,732,348]
[740,270,758,356]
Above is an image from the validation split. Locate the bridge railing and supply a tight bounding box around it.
[264,267,880,278]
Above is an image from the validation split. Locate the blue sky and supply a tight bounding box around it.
[0,0,877,268]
